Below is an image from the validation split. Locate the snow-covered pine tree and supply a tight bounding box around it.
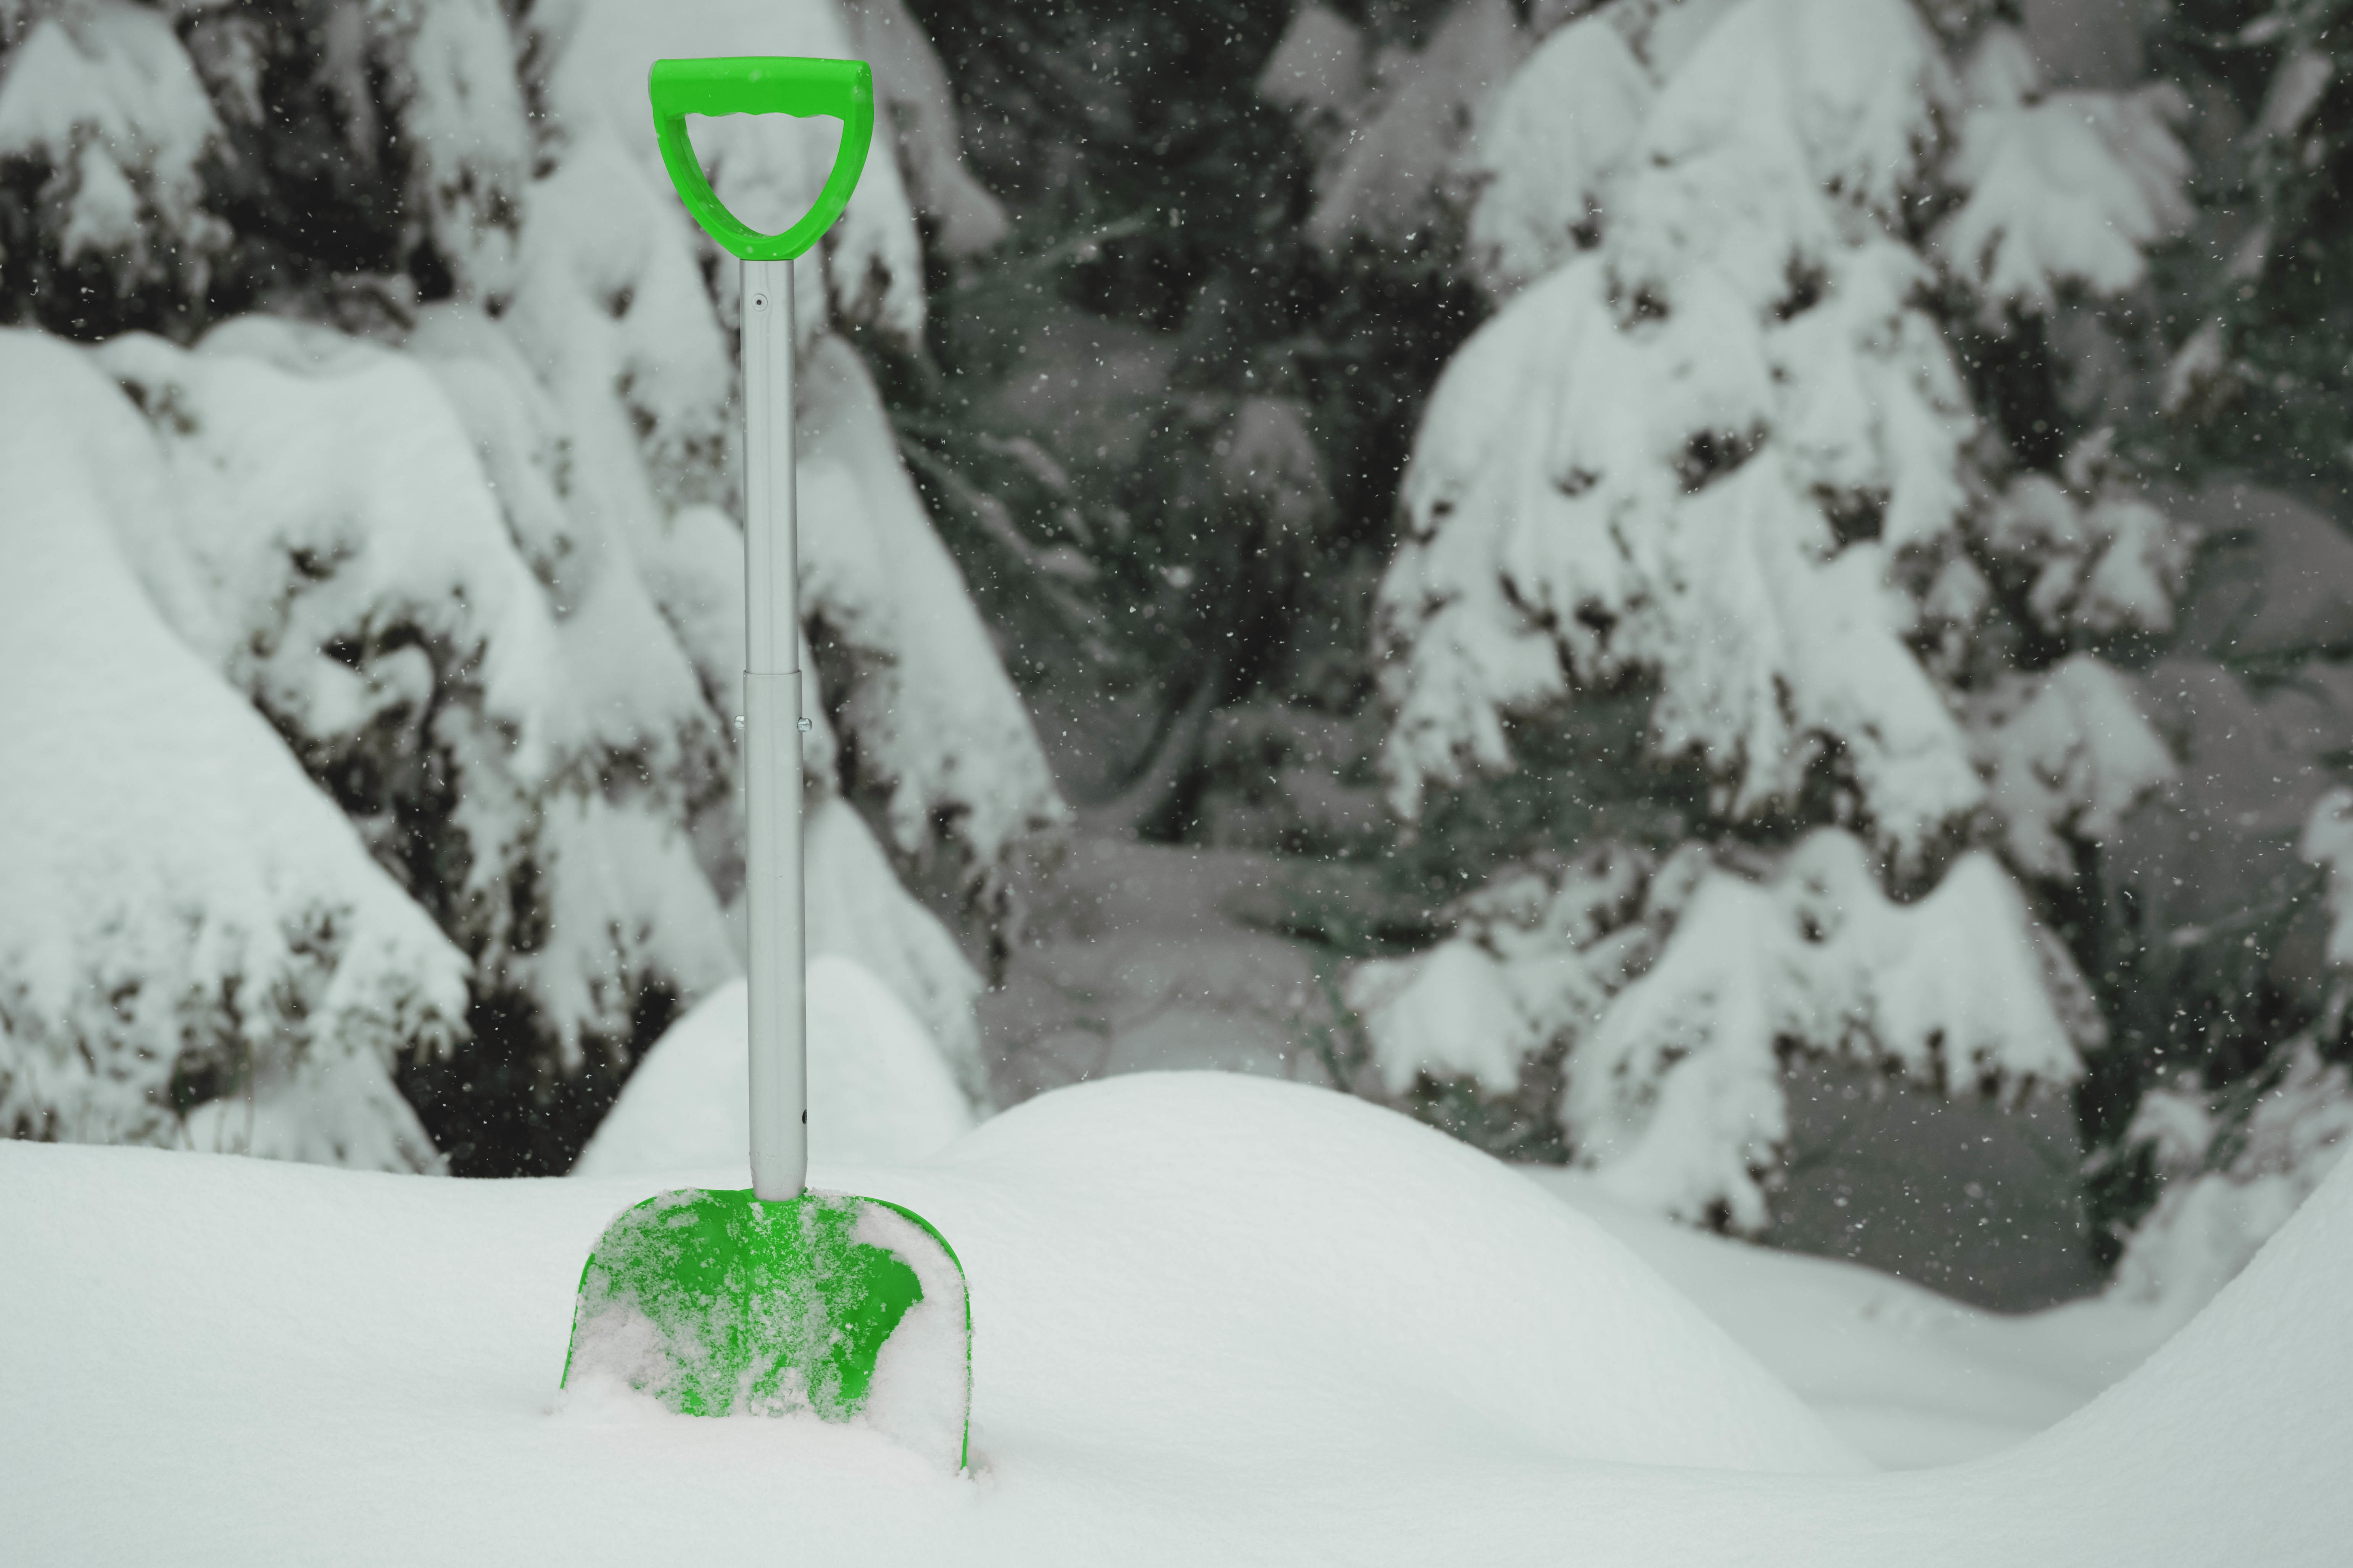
[2161,0,2353,485]
[0,328,471,1170]
[0,0,1062,1172]
[2106,783,2353,1315]
[1355,0,2195,1229]
[2030,0,2353,1298]
[957,0,1518,846]
[1264,0,1528,259]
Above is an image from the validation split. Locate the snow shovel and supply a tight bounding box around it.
[563,56,970,1470]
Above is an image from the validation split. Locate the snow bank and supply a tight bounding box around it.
[4,1073,2347,1564]
[1520,1166,2177,1469]
[803,798,990,1100]
[575,955,975,1177]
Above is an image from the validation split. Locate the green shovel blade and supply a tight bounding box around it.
[564,1188,970,1467]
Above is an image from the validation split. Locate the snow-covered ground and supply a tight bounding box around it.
[587,939,2166,1468]
[1520,1170,2178,1469]
[5,1072,2344,1565]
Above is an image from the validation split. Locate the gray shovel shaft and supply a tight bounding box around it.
[741,256,806,1202]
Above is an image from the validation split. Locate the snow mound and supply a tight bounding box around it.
[2,1073,2348,1562]
[804,798,990,1102]
[575,956,976,1178]
[1521,1165,2175,1469]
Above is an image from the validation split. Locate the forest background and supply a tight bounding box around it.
[3,0,2350,1322]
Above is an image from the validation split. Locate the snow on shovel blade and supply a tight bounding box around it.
[564,1188,970,1469]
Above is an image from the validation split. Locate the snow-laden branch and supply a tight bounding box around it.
[0,333,468,1169]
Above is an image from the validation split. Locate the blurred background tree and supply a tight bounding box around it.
[0,0,1061,1174]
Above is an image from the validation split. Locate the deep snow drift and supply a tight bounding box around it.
[5,1074,2346,1565]
[575,955,974,1176]
[1520,1168,2180,1469]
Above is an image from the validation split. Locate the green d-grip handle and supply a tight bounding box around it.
[648,56,873,261]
